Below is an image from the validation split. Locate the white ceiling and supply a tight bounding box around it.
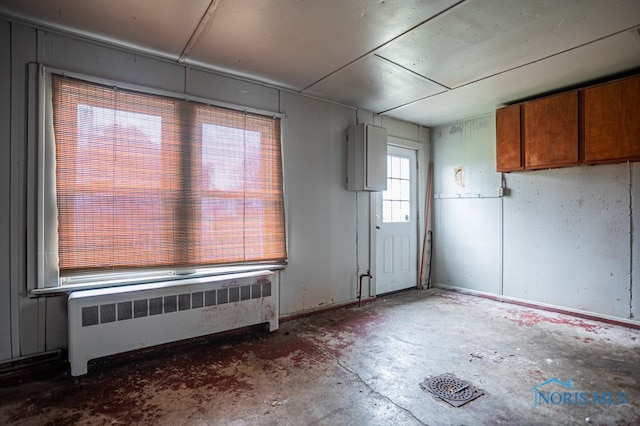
[1,0,639,127]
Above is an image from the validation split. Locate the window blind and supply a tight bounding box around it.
[52,75,286,279]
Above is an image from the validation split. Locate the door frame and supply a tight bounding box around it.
[369,136,426,296]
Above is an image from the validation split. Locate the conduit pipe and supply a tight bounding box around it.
[358,270,372,307]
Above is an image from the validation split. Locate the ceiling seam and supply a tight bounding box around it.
[377,90,448,115]
[299,0,468,93]
[378,23,640,115]
[178,0,224,63]
[373,54,451,90]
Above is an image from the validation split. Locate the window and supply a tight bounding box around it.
[382,154,411,223]
[42,74,286,287]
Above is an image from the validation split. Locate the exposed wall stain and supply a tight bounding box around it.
[454,166,465,187]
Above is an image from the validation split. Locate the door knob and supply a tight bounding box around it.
[376,225,382,230]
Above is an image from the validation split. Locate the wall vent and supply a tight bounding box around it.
[80,282,271,327]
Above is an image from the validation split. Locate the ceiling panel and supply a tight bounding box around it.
[385,30,640,127]
[303,54,446,113]
[0,0,209,58]
[183,0,460,90]
[376,0,640,89]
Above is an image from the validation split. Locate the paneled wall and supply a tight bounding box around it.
[0,20,12,362]
[432,116,502,294]
[279,92,358,314]
[432,114,638,322]
[0,19,428,363]
[503,165,631,317]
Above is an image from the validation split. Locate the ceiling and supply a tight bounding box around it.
[1,0,639,127]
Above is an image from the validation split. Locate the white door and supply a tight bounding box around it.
[375,145,418,294]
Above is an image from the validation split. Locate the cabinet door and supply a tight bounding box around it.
[523,91,579,169]
[623,75,640,160]
[584,75,640,163]
[583,80,624,162]
[496,104,522,172]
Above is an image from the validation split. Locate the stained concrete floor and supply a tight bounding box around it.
[1,288,639,425]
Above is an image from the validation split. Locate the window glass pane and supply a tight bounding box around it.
[384,179,393,200]
[391,200,399,222]
[399,157,410,179]
[400,180,410,200]
[383,200,392,223]
[391,156,400,178]
[399,201,410,222]
[382,154,411,223]
[384,178,392,198]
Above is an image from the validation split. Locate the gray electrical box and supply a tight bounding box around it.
[346,123,387,191]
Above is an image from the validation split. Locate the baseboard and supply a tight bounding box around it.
[0,350,67,386]
[280,296,377,323]
[433,283,640,330]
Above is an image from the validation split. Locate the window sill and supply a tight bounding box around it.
[30,264,286,297]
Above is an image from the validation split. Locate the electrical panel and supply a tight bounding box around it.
[346,123,387,191]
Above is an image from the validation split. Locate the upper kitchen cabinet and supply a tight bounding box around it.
[496,73,640,173]
[496,104,523,172]
[583,74,640,163]
[523,91,579,170]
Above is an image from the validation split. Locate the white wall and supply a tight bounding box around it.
[503,165,631,317]
[279,92,359,314]
[0,19,428,363]
[432,116,502,294]
[432,114,638,323]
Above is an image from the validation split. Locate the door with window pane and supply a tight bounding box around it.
[375,145,417,294]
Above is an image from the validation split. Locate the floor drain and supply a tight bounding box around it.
[420,373,484,407]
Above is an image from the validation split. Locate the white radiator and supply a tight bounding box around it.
[68,270,278,376]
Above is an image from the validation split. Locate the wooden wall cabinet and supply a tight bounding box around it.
[496,92,579,172]
[583,75,640,163]
[496,73,640,172]
[496,104,522,172]
[523,91,579,170]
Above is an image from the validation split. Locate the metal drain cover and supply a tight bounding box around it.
[420,374,484,407]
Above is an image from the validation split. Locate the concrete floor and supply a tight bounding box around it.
[1,288,639,425]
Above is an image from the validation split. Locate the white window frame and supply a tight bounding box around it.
[33,65,286,294]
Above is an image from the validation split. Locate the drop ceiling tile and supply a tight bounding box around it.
[184,0,460,90]
[303,54,446,112]
[0,0,210,58]
[377,0,640,89]
[385,30,640,127]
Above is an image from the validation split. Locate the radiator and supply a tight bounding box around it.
[68,270,278,376]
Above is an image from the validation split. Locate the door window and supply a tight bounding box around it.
[382,155,411,223]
